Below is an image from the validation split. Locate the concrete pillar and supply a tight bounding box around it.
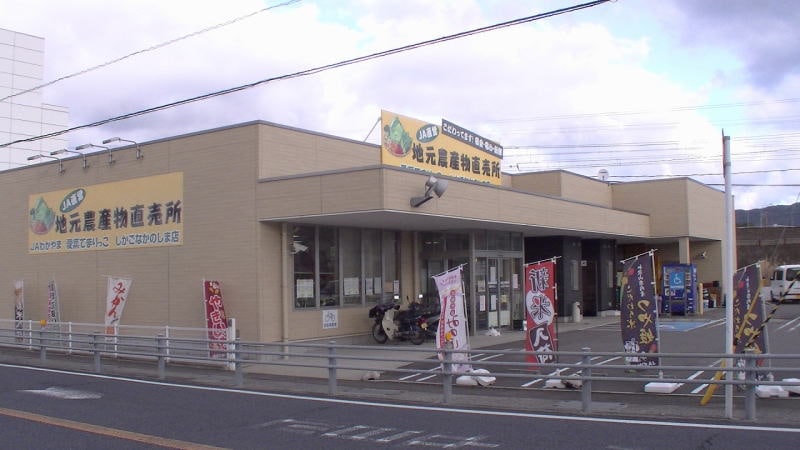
[678,237,690,264]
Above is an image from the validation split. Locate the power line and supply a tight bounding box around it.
[485,98,800,123]
[0,0,303,103]
[1,0,612,149]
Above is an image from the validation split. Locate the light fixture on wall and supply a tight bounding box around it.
[694,251,708,260]
[410,175,448,207]
[51,148,89,169]
[27,153,63,174]
[76,142,114,165]
[103,137,142,159]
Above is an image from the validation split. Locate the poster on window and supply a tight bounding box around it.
[105,277,132,335]
[14,280,24,341]
[203,280,229,358]
[524,259,558,369]
[619,251,660,367]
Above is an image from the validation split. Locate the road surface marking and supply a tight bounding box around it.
[0,406,228,450]
[3,362,799,434]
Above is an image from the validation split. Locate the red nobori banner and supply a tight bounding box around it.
[620,252,660,366]
[524,260,558,369]
[203,280,229,358]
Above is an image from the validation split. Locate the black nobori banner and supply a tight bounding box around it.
[620,253,660,367]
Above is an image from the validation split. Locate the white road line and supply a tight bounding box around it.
[416,374,437,382]
[776,316,800,331]
[690,359,723,394]
[698,319,726,329]
[2,363,799,434]
[521,368,566,387]
[399,366,439,381]
[476,349,515,362]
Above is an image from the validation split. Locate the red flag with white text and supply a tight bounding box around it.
[524,260,558,369]
[203,280,229,358]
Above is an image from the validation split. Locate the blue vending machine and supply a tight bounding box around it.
[662,263,696,315]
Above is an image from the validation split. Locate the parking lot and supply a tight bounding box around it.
[389,303,800,398]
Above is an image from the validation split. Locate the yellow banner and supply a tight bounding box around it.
[380,110,502,185]
[28,172,183,254]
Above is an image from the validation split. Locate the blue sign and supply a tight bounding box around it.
[669,271,685,289]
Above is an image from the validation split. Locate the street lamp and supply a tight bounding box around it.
[103,137,143,159]
[51,148,89,169]
[76,142,114,165]
[27,153,63,174]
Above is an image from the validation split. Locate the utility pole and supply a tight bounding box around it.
[722,131,734,419]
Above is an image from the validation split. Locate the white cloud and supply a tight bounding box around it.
[2,0,797,209]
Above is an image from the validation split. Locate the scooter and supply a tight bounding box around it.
[418,307,440,340]
[369,299,426,345]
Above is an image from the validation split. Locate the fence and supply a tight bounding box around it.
[1,321,798,421]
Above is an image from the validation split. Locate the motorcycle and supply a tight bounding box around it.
[418,307,440,340]
[369,299,426,345]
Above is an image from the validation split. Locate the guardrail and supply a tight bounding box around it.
[1,323,798,421]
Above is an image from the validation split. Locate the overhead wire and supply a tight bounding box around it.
[0,0,613,149]
[0,0,303,103]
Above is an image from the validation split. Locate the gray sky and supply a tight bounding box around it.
[2,0,798,210]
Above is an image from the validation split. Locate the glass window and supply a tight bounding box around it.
[445,232,469,251]
[364,229,382,304]
[383,231,399,302]
[474,230,487,251]
[511,233,523,251]
[292,225,316,308]
[319,227,339,307]
[341,228,362,306]
[421,232,444,253]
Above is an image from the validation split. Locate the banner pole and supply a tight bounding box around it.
[528,255,562,266]
[432,263,467,279]
[620,248,658,264]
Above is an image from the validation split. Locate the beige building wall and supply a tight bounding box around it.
[1,120,730,344]
[507,171,613,208]
[258,124,380,179]
[1,125,269,342]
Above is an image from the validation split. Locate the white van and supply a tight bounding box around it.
[769,265,800,303]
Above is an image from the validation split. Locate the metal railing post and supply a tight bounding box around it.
[39,328,47,361]
[442,343,453,404]
[156,334,166,380]
[581,347,592,413]
[328,341,337,395]
[234,338,243,387]
[744,348,757,421]
[92,333,102,373]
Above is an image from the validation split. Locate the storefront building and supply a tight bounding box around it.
[1,116,727,343]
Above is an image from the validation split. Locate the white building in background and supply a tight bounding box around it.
[0,27,69,169]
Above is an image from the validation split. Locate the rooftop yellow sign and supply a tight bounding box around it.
[28,172,183,254]
[380,110,502,185]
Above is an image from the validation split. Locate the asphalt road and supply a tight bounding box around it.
[1,364,799,450]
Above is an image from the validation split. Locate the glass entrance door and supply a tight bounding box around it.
[478,258,516,329]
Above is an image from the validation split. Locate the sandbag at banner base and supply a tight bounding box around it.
[455,369,496,386]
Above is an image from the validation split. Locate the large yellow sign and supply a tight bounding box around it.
[380,110,502,185]
[28,172,183,254]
